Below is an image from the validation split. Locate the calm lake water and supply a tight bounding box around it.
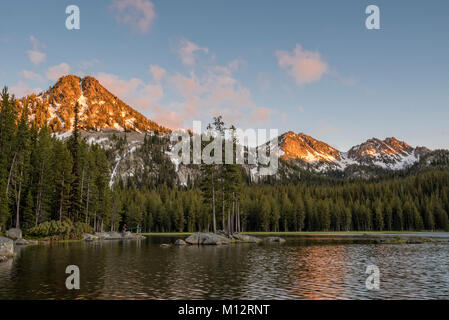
[1,234,449,300]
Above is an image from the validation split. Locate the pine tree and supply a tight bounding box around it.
[68,102,82,221]
[52,141,73,222]
[0,87,17,231]
[11,103,31,228]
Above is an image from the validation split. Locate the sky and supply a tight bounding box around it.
[0,0,448,151]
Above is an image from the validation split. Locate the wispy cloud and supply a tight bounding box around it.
[27,35,46,65]
[20,70,43,82]
[276,44,328,86]
[10,81,42,97]
[46,63,71,80]
[93,39,273,129]
[176,39,209,66]
[149,65,166,83]
[110,0,156,34]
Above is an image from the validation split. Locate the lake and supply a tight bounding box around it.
[1,234,449,299]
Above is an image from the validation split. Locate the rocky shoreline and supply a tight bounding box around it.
[0,229,145,263]
[84,231,145,241]
[159,232,286,247]
[2,228,449,262]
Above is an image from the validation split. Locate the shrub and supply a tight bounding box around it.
[27,220,93,240]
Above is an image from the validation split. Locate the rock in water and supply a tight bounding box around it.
[233,233,262,243]
[84,234,99,241]
[174,239,187,246]
[184,232,231,245]
[15,238,28,246]
[107,231,122,239]
[0,236,14,259]
[264,236,286,243]
[6,228,22,239]
[94,232,110,239]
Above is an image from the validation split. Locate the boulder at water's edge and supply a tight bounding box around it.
[6,228,22,239]
[0,236,14,261]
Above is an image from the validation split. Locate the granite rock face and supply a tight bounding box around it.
[92,231,144,240]
[264,237,286,243]
[0,236,14,261]
[185,233,232,245]
[174,239,187,246]
[6,228,22,239]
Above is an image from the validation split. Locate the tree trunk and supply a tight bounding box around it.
[79,166,85,221]
[85,173,91,224]
[227,209,231,233]
[222,180,225,232]
[15,170,23,229]
[6,152,17,196]
[211,171,216,233]
[59,176,64,222]
[231,196,235,234]
[237,199,241,233]
[35,162,44,226]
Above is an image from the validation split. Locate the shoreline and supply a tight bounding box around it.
[142,231,449,237]
[3,230,449,244]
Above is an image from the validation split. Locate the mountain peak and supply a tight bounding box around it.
[279,131,341,162]
[276,132,432,172]
[18,75,170,134]
[349,136,414,159]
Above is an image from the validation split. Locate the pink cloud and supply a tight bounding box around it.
[110,0,156,34]
[177,39,208,66]
[169,72,204,97]
[151,105,184,129]
[276,44,328,86]
[46,63,71,81]
[10,81,42,98]
[149,65,166,82]
[248,107,275,124]
[27,36,46,65]
[93,44,275,129]
[20,70,43,82]
[28,50,46,65]
[95,72,183,128]
[96,73,144,97]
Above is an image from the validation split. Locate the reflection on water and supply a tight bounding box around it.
[1,236,449,299]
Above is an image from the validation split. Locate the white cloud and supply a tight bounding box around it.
[92,41,273,129]
[149,65,166,82]
[20,70,43,82]
[276,44,328,86]
[27,36,46,65]
[10,81,42,98]
[46,63,71,80]
[28,50,46,65]
[110,0,156,34]
[177,39,209,66]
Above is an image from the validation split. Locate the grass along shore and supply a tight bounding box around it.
[142,231,449,236]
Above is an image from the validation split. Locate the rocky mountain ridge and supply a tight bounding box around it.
[11,75,444,183]
[17,75,170,134]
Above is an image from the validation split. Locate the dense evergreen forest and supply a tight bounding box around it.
[1,87,449,237]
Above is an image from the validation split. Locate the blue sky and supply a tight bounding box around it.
[0,0,448,150]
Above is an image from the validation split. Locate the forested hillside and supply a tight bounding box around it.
[1,87,449,236]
